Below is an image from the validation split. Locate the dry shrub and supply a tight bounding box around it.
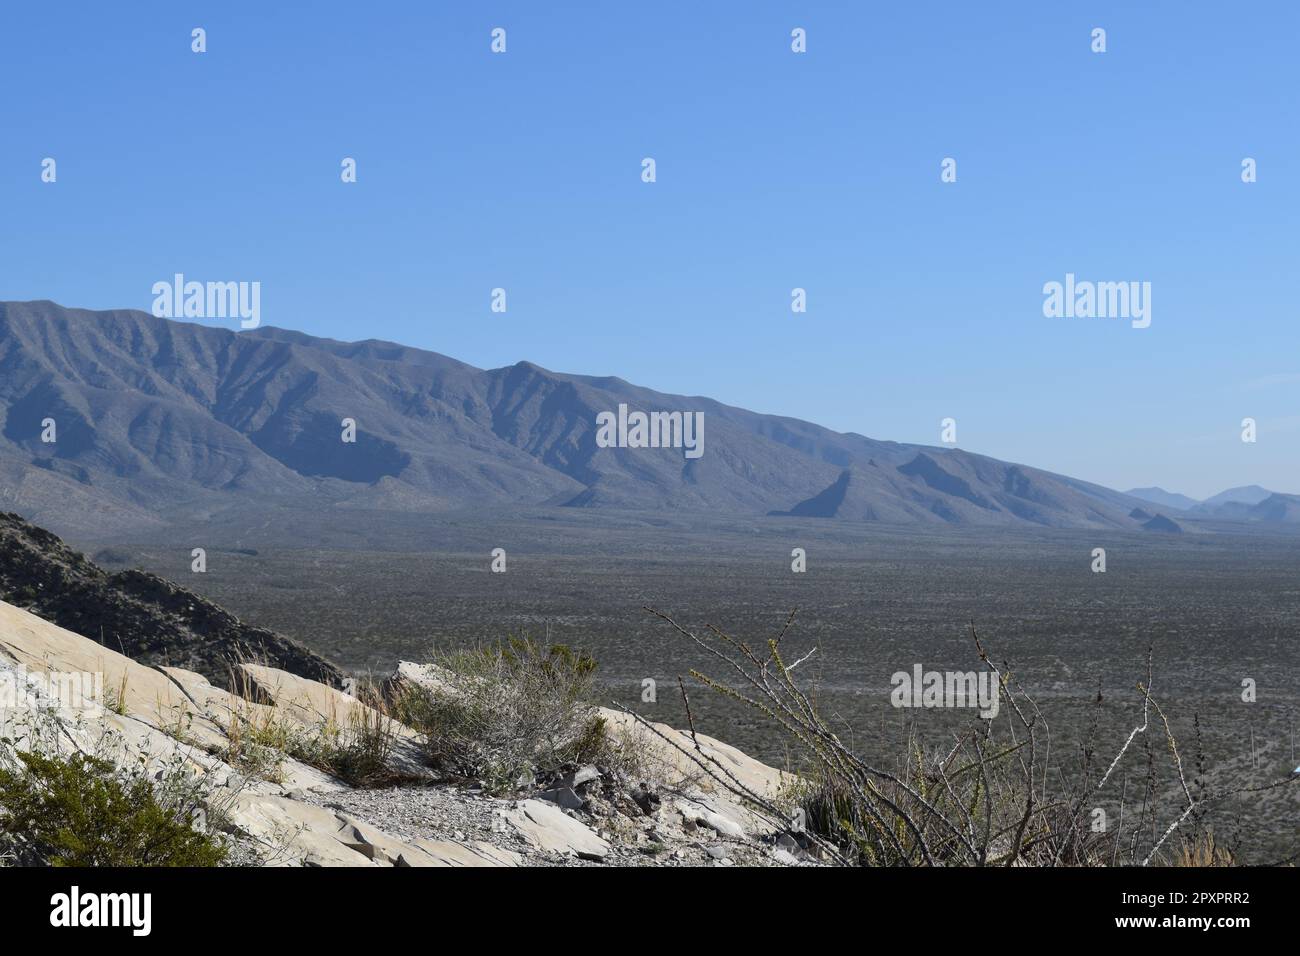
[396,637,611,793]
[628,607,1298,867]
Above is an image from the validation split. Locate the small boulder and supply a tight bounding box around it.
[506,799,610,861]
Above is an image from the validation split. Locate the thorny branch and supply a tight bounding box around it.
[634,607,1297,867]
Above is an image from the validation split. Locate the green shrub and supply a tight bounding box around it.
[0,750,227,867]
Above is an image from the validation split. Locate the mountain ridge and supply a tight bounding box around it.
[0,300,1264,535]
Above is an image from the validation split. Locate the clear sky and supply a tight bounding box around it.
[1,2,1296,499]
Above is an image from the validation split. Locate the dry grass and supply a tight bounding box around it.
[1173,831,1235,867]
[220,669,401,788]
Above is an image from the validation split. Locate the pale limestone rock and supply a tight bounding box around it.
[219,792,381,867]
[387,660,457,698]
[676,798,746,839]
[405,839,522,867]
[506,798,610,860]
[0,601,227,749]
[333,813,427,864]
[0,597,793,868]
[236,662,429,778]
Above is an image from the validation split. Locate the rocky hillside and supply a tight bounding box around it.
[0,598,802,867]
[0,300,1153,533]
[0,511,340,686]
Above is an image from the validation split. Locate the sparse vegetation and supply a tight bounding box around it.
[305,705,401,787]
[220,707,292,784]
[221,681,401,788]
[396,637,618,793]
[633,607,1299,867]
[103,670,129,716]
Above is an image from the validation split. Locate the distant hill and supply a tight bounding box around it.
[0,511,341,684]
[0,300,1264,535]
[1141,514,1184,534]
[1125,487,1200,512]
[1242,493,1300,524]
[1196,485,1275,511]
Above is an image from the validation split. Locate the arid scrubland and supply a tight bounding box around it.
[2,583,1292,868]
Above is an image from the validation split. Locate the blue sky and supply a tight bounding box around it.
[1,1,1296,499]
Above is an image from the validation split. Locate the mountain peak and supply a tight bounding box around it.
[1201,485,1274,507]
[1125,487,1199,511]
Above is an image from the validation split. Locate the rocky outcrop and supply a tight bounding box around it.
[0,598,804,867]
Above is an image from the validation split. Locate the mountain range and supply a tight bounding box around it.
[0,300,1291,536]
[1126,485,1300,523]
